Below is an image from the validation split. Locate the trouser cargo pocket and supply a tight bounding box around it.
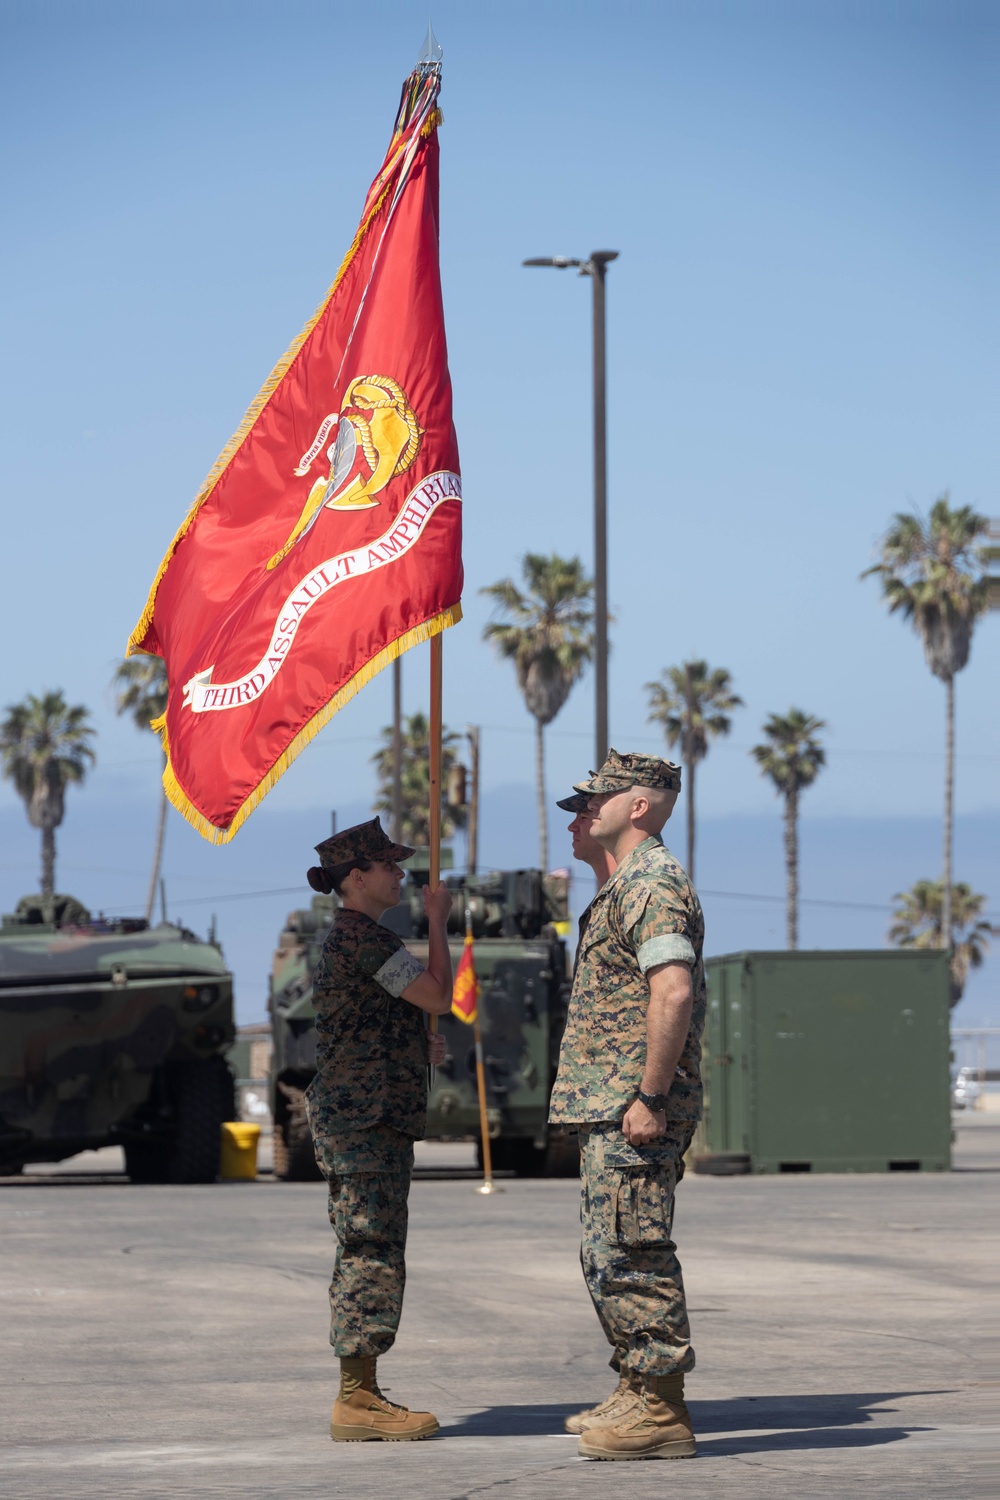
[615,1166,676,1247]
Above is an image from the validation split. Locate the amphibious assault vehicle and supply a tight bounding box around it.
[268,866,577,1179]
[0,893,235,1182]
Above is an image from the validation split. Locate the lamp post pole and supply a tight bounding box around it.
[590,257,610,767]
[523,250,618,767]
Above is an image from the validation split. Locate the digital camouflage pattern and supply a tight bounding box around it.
[573,747,682,796]
[305,906,429,1360]
[306,907,428,1140]
[314,816,414,871]
[311,1126,414,1357]
[548,835,706,1126]
[579,1122,695,1375]
[556,790,592,813]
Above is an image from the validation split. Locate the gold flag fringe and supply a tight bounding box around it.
[126,154,412,657]
[160,604,462,845]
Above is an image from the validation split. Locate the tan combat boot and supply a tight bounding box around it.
[578,1372,696,1460]
[330,1356,440,1442]
[563,1369,641,1435]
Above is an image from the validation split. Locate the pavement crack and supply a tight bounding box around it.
[447,1461,578,1498]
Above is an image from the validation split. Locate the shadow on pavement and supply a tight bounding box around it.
[698,1423,927,1456]
[445,1391,948,1450]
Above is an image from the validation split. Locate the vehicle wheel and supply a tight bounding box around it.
[272,1121,290,1179]
[510,1139,547,1177]
[543,1131,580,1178]
[124,1139,170,1184]
[479,1138,546,1177]
[165,1058,229,1184]
[478,1137,510,1173]
[273,1087,322,1181]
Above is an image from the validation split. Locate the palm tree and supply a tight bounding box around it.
[645,660,742,881]
[751,710,826,950]
[481,554,595,872]
[889,879,995,1008]
[863,495,989,945]
[0,692,96,898]
[371,711,466,848]
[112,656,169,923]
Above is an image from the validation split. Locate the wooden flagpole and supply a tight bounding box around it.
[428,636,443,1074]
[462,905,499,1195]
[429,636,443,887]
[472,986,498,1194]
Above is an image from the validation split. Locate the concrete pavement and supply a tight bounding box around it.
[1,1119,996,1499]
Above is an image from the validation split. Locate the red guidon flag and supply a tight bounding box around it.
[451,932,479,1025]
[127,64,462,842]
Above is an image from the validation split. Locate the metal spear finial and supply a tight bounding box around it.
[418,21,442,66]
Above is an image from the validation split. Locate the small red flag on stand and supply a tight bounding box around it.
[127,63,461,842]
[452,932,479,1025]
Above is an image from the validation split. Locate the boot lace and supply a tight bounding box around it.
[371,1379,407,1415]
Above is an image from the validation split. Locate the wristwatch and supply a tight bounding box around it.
[637,1089,669,1113]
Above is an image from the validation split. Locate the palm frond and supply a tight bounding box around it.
[888,878,995,1005]
[863,494,990,682]
[0,690,96,834]
[645,659,741,765]
[480,553,595,728]
[751,709,826,795]
[112,656,169,732]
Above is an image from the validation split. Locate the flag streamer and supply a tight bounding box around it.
[450,922,497,1190]
[452,929,479,1024]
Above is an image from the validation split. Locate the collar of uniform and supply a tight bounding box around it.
[592,834,663,908]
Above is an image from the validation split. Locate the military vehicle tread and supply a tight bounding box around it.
[167,1058,230,1183]
[124,1059,230,1184]
[273,1083,322,1181]
[271,1124,289,1179]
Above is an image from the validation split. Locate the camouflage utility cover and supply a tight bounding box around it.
[555,790,592,813]
[548,835,705,1126]
[314,817,414,871]
[574,747,682,796]
[306,908,428,1139]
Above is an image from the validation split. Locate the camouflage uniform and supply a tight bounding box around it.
[311,1125,415,1358]
[549,753,705,1380]
[303,821,428,1360]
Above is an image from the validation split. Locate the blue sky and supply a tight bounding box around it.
[1,2,996,1038]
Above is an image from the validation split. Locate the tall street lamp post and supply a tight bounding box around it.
[523,250,618,767]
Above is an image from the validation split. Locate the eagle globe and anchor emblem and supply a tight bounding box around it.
[266,374,423,570]
[179,372,458,716]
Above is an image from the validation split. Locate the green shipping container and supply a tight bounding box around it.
[696,950,951,1174]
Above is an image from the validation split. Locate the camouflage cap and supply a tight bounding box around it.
[573,747,682,796]
[555,791,593,813]
[314,816,415,870]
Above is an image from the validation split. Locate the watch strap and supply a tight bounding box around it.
[637,1088,669,1112]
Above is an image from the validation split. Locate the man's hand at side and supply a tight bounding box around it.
[622,1097,667,1144]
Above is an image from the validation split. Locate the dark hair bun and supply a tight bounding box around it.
[307,865,334,894]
